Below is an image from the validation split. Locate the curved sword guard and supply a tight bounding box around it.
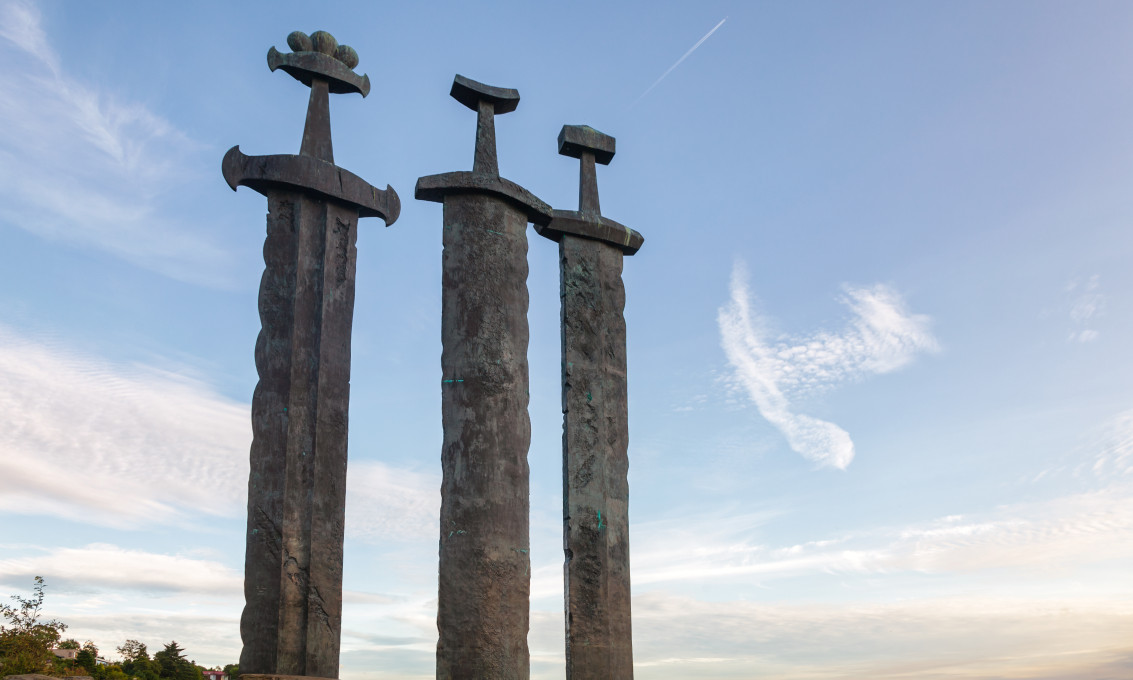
[223,145,400,226]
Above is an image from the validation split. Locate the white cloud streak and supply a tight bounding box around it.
[632,17,727,106]
[0,324,441,540]
[627,485,1133,590]
[631,592,1133,679]
[0,325,250,527]
[718,261,937,468]
[0,0,232,286]
[0,544,242,596]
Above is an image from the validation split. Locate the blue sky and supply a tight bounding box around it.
[1,1,1132,678]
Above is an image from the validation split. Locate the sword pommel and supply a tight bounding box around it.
[535,124,643,255]
[449,75,520,176]
[267,31,370,97]
[450,75,519,114]
[558,125,615,166]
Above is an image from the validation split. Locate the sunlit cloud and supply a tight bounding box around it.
[0,325,250,527]
[0,544,242,596]
[631,591,1133,680]
[718,260,937,468]
[0,0,233,287]
[627,484,1133,589]
[0,324,447,537]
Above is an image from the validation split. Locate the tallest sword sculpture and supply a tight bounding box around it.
[222,30,399,680]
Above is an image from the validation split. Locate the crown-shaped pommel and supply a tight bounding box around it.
[267,30,371,97]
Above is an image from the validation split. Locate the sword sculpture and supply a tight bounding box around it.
[222,30,399,680]
[535,125,644,679]
[416,75,552,680]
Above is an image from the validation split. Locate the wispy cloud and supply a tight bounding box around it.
[0,325,250,527]
[0,0,233,286]
[345,462,439,543]
[625,483,1133,591]
[1066,274,1104,343]
[631,591,1133,679]
[632,17,727,106]
[0,324,441,539]
[718,260,937,468]
[0,544,242,596]
[1089,408,1133,478]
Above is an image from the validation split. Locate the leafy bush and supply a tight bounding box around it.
[0,576,67,676]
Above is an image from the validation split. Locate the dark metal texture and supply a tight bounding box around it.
[223,147,399,224]
[536,124,642,679]
[267,30,370,96]
[231,31,394,680]
[557,125,615,166]
[450,74,520,113]
[415,75,551,680]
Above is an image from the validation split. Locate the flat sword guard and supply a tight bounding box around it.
[415,171,552,227]
[414,74,552,226]
[536,210,643,255]
[223,145,400,226]
[537,124,642,254]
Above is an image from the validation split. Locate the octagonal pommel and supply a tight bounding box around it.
[450,75,519,114]
[558,125,615,165]
[267,30,371,97]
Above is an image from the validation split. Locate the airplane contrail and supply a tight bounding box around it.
[632,17,728,107]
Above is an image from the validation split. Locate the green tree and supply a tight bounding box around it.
[118,639,158,680]
[117,639,148,663]
[153,642,201,680]
[59,638,81,650]
[99,664,129,680]
[0,576,67,676]
[222,663,239,680]
[76,648,97,673]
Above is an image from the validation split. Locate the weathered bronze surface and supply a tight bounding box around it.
[536,124,643,679]
[415,75,551,680]
[225,31,398,680]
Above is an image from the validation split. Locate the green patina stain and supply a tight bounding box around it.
[586,391,592,402]
[597,511,604,530]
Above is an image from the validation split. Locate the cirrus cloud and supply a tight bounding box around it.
[718,261,937,468]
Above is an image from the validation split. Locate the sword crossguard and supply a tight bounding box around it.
[450,75,520,177]
[535,125,643,255]
[223,31,399,226]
